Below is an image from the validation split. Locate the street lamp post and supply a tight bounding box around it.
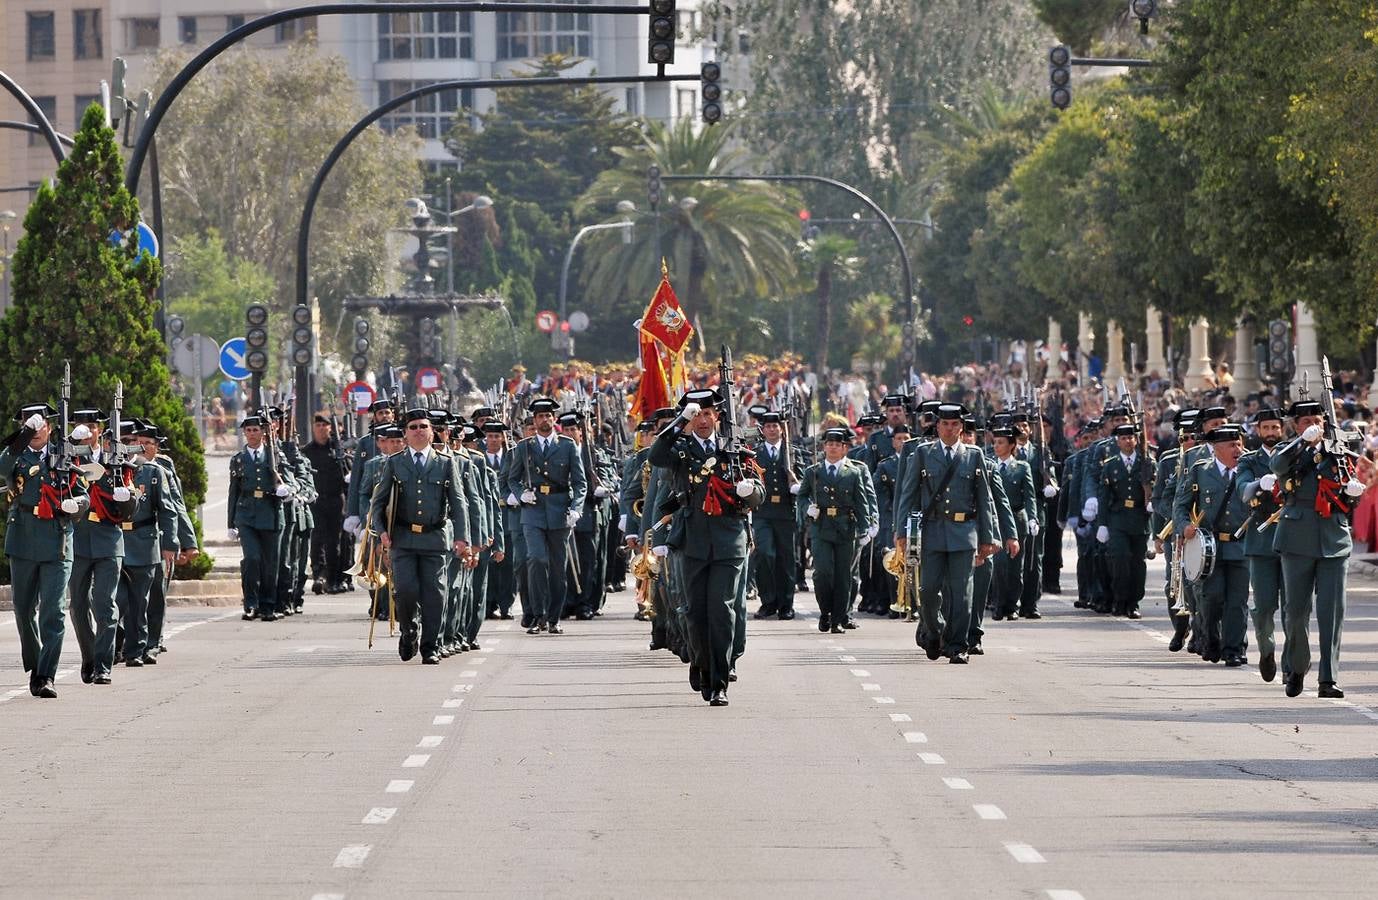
[0,209,15,312]
[558,201,637,360]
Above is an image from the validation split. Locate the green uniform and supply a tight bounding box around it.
[752,439,801,617]
[1175,456,1251,661]
[1016,440,1047,614]
[992,453,1035,619]
[1095,450,1154,616]
[357,452,391,621]
[116,460,179,662]
[971,451,1016,648]
[796,456,877,628]
[1239,445,1287,675]
[228,446,285,616]
[148,454,196,651]
[501,433,588,627]
[69,459,139,679]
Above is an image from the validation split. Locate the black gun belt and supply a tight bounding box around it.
[397,520,444,534]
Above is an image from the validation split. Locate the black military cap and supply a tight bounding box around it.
[404,408,432,423]
[961,416,977,433]
[936,404,965,421]
[482,421,508,434]
[919,400,943,417]
[462,425,482,442]
[15,403,56,423]
[636,420,655,432]
[1112,423,1136,437]
[72,408,104,424]
[856,413,883,427]
[1288,400,1323,418]
[528,397,560,414]
[1254,407,1284,423]
[1009,412,1029,423]
[470,407,495,420]
[240,415,267,429]
[1200,406,1227,420]
[557,411,582,427]
[265,406,285,420]
[757,411,782,424]
[377,424,404,439]
[747,403,770,419]
[892,424,911,435]
[652,407,678,421]
[991,427,1017,440]
[116,420,142,438]
[426,409,450,429]
[1205,425,1243,443]
[821,427,851,444]
[313,414,330,424]
[1104,405,1129,418]
[679,388,722,409]
[882,394,907,408]
[368,397,392,413]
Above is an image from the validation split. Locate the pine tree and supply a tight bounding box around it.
[0,103,206,509]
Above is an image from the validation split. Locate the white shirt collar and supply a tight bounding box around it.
[411,446,431,465]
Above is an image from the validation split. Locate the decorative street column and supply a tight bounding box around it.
[1230,316,1260,399]
[1184,317,1213,392]
[1077,312,1093,385]
[1104,319,1123,384]
[1294,300,1321,394]
[1145,305,1170,380]
[1045,316,1062,384]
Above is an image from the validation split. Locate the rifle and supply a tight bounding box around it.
[53,360,77,475]
[1320,356,1360,479]
[718,345,743,481]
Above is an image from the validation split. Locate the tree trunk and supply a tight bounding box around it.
[687,242,708,342]
[815,261,833,375]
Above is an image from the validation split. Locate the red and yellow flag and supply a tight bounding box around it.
[638,260,694,354]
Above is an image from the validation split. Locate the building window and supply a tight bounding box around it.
[226,14,245,31]
[275,16,316,42]
[377,11,473,60]
[496,0,591,60]
[378,81,474,140]
[73,94,101,128]
[676,88,696,121]
[27,12,57,61]
[179,16,198,44]
[73,9,103,59]
[676,10,695,44]
[124,18,161,51]
[624,87,640,116]
[29,97,58,146]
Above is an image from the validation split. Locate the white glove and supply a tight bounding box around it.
[789,482,802,495]
[1146,501,1154,514]
[682,402,701,419]
[60,498,79,515]
[565,509,580,529]
[70,424,92,441]
[735,480,756,498]
[227,528,239,541]
[521,489,537,505]
[1043,484,1058,498]
[506,492,519,507]
[1082,497,1098,521]
[113,486,131,502]
[617,514,628,532]
[24,413,44,430]
[651,544,670,558]
[1302,424,1324,444]
[344,472,351,484]
[1027,519,1040,537]
[866,524,880,540]
[1259,473,1277,492]
[275,483,291,498]
[1096,525,1110,544]
[343,515,360,534]
[1345,479,1365,498]
[807,503,820,520]
[594,486,610,498]
[1066,516,1079,530]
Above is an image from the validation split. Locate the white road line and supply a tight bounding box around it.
[849,669,871,677]
[442,698,464,708]
[918,753,946,765]
[902,731,928,744]
[829,646,846,652]
[1046,891,1084,900]
[479,646,494,652]
[861,683,881,692]
[458,670,477,678]
[53,665,79,682]
[1004,842,1046,864]
[496,624,513,632]
[943,777,973,790]
[973,804,1007,820]
[361,807,397,825]
[889,713,912,723]
[385,780,413,794]
[333,845,371,868]
[470,658,487,665]
[487,639,501,646]
[0,689,25,704]
[432,715,455,725]
[311,893,345,900]
[0,615,13,630]
[452,684,473,693]
[417,735,444,748]
[872,697,895,704]
[402,754,430,768]
[838,655,857,662]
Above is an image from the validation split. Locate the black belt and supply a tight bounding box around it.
[397,521,443,534]
[131,519,156,529]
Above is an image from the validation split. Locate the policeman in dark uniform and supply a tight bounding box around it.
[227,415,290,620]
[1238,407,1287,681]
[115,421,179,666]
[873,424,906,616]
[990,426,1036,621]
[480,422,516,619]
[1094,423,1154,618]
[751,410,802,619]
[345,397,395,539]
[797,427,877,633]
[304,413,349,594]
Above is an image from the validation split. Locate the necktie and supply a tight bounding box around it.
[770,446,777,461]
[252,450,258,464]
[414,452,424,468]
[946,446,954,463]
[490,454,498,467]
[828,464,837,478]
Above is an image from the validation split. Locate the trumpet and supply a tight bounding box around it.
[346,527,389,590]
[884,546,916,621]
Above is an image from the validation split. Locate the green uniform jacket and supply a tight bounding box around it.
[369,449,468,551]
[346,433,380,519]
[795,457,877,541]
[1237,446,1283,557]
[124,461,179,566]
[1150,448,1181,537]
[1059,446,1085,525]
[1269,437,1354,559]
[994,454,1036,531]
[619,447,651,536]
[73,468,139,559]
[0,443,91,561]
[154,455,197,550]
[1097,452,1154,537]
[893,440,996,552]
[753,439,801,522]
[647,427,764,561]
[228,448,283,532]
[1174,457,1250,563]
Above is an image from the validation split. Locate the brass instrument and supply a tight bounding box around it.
[630,528,659,617]
[884,547,914,620]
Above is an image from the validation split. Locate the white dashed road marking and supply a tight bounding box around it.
[458,670,477,678]
[849,669,871,677]
[1046,891,1084,900]
[889,713,912,722]
[361,807,397,825]
[838,655,857,662]
[402,754,430,768]
[433,715,455,725]
[861,683,881,691]
[918,753,946,765]
[872,696,895,704]
[333,845,371,868]
[943,777,973,790]
[417,735,444,748]
[902,731,927,744]
[973,804,1007,820]
[442,698,464,708]
[385,780,413,794]
[1004,842,1046,864]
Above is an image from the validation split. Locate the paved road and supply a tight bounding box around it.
[3,540,1378,899]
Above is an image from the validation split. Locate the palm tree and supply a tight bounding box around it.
[803,233,860,374]
[574,119,801,326]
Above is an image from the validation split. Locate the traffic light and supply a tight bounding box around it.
[700,62,722,124]
[351,317,370,376]
[647,165,662,211]
[1049,45,1072,110]
[1130,0,1157,34]
[167,313,185,349]
[648,0,675,65]
[245,303,269,374]
[798,209,819,242]
[419,316,437,360]
[1267,318,1293,379]
[290,304,312,368]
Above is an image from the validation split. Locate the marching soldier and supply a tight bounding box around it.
[560,410,614,620]
[146,426,198,655]
[459,422,498,650]
[1061,417,1098,609]
[357,423,404,621]
[797,427,878,634]
[1269,398,1362,698]
[480,422,516,619]
[344,397,395,572]
[751,411,802,620]
[1175,425,1250,666]
[304,413,349,594]
[369,409,470,664]
[873,425,907,617]
[1014,412,1055,618]
[965,419,1016,655]
[1173,405,1229,651]
[1152,409,1197,649]
[115,422,179,666]
[2,403,91,698]
[502,397,588,635]
[990,427,1036,621]
[227,415,290,621]
[1239,407,1287,681]
[69,411,138,685]
[893,404,1000,664]
[1094,423,1154,618]
[435,412,482,656]
[647,388,764,706]
[1080,406,1129,613]
[280,432,317,615]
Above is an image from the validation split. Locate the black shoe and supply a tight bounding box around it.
[439,645,453,658]
[278,605,293,617]
[818,616,831,633]
[1073,599,1089,609]
[830,624,844,634]
[1126,609,1141,620]
[728,671,738,683]
[312,579,326,595]
[500,612,514,620]
[1224,655,1245,668]
[948,652,969,664]
[777,609,795,620]
[261,611,278,623]
[841,620,859,630]
[422,653,441,665]
[36,678,57,699]
[242,611,256,621]
[81,661,94,685]
[575,609,593,621]
[539,619,549,632]
[689,668,702,693]
[992,611,1005,621]
[93,674,111,685]
[521,615,534,629]
[548,624,564,635]
[1319,682,1344,699]
[28,675,40,697]
[753,607,778,620]
[469,642,480,651]
[294,604,304,615]
[399,631,419,662]
[1259,652,1277,683]
[709,689,729,706]
[1285,673,1304,698]
[140,653,158,665]
[125,657,144,668]
[969,644,984,655]
[486,610,500,620]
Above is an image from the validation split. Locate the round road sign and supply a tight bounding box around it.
[535,310,558,333]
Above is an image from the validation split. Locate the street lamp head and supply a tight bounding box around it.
[679,196,699,212]
[405,197,430,227]
[473,195,494,210]
[0,210,16,221]
[615,200,637,214]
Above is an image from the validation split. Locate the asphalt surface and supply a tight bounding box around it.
[2,538,1378,899]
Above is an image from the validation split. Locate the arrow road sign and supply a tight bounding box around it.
[220,337,251,381]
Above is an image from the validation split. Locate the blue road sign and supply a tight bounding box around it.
[220,337,251,381]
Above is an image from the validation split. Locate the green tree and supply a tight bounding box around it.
[165,229,276,345]
[1031,0,1125,53]
[802,233,860,373]
[574,118,800,348]
[0,104,205,508]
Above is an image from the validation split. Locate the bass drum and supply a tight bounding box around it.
[1182,530,1217,583]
